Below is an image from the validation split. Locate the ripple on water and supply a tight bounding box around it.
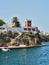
[0,42,49,65]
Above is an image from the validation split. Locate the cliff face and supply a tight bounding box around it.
[0,31,42,47]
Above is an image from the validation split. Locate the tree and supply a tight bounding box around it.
[0,19,6,39]
[12,17,20,27]
[0,19,5,26]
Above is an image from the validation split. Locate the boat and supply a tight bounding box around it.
[1,48,10,51]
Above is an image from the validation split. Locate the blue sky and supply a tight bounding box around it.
[0,0,49,32]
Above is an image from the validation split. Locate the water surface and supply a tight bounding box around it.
[0,42,49,65]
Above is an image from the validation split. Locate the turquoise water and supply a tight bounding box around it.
[0,42,49,65]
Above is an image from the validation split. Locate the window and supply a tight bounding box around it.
[28,21,31,23]
[28,28,31,30]
[24,28,27,30]
[28,23,31,26]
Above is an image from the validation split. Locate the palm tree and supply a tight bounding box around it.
[12,17,20,27]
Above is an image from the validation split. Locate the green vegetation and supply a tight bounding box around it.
[12,17,20,27]
[29,32,32,34]
[12,17,18,23]
[0,19,5,26]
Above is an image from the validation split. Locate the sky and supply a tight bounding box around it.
[0,0,49,32]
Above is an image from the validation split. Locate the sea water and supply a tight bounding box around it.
[0,42,49,65]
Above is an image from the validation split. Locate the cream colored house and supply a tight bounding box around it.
[6,23,14,27]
